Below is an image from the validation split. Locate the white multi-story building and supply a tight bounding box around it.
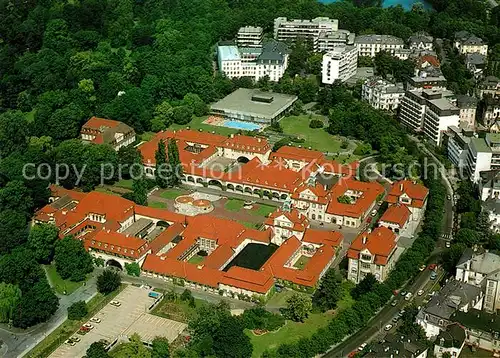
[354,34,404,58]
[465,137,493,183]
[217,40,289,82]
[273,17,338,44]
[454,31,488,56]
[445,126,472,169]
[456,249,500,313]
[399,89,459,145]
[362,77,405,111]
[236,26,263,47]
[455,95,477,129]
[479,170,500,201]
[423,96,460,146]
[321,45,358,84]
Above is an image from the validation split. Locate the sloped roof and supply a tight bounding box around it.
[327,178,384,218]
[387,180,429,208]
[347,227,397,265]
[379,204,411,227]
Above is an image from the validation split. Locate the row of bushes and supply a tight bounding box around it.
[264,163,446,357]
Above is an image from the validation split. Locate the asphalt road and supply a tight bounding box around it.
[1,275,98,358]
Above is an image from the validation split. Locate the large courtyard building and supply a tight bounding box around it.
[217,40,289,82]
[80,117,136,151]
[210,88,297,125]
[321,45,358,84]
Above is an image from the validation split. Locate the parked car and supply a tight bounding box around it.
[370,209,377,217]
[430,272,437,280]
[405,292,413,301]
[417,289,424,296]
[447,195,451,200]
[399,309,406,315]
[445,241,451,248]
[391,300,397,306]
[358,343,368,351]
[90,317,101,323]
[384,324,393,331]
[65,339,76,346]
[110,300,121,307]
[428,264,437,271]
[71,336,81,342]
[419,265,426,271]
[82,323,93,330]
[392,316,399,323]
[400,291,407,297]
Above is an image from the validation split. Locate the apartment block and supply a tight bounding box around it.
[315,29,355,52]
[354,34,404,58]
[456,95,477,129]
[273,17,338,43]
[454,31,488,56]
[321,45,358,84]
[236,26,263,47]
[408,33,434,51]
[362,77,405,111]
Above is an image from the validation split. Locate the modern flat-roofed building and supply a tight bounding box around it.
[465,137,492,182]
[407,72,447,90]
[236,26,263,47]
[362,77,405,111]
[445,126,472,169]
[423,96,460,146]
[321,45,358,84]
[399,90,428,133]
[315,30,355,52]
[273,17,338,44]
[354,34,404,58]
[210,88,297,125]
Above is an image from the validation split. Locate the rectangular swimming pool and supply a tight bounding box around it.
[222,120,261,131]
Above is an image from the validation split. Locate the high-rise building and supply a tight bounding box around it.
[321,45,358,84]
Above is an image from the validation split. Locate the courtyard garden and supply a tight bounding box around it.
[224,198,276,217]
[223,243,278,271]
[293,256,311,270]
[159,188,188,199]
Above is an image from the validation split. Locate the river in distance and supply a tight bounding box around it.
[318,0,429,10]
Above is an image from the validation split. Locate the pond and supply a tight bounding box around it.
[318,0,430,10]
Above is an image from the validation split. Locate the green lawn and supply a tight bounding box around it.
[225,198,245,212]
[251,204,276,217]
[139,132,156,142]
[45,264,85,295]
[94,187,120,196]
[293,256,311,270]
[279,115,356,154]
[188,255,205,264]
[242,221,261,229]
[247,312,332,357]
[171,116,239,136]
[159,188,187,199]
[26,285,126,358]
[149,201,167,209]
[151,296,204,323]
[115,179,134,189]
[254,282,355,357]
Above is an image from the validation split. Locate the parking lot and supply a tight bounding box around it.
[49,285,187,358]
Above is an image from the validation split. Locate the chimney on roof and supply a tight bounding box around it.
[107,229,110,233]
[298,145,302,148]
[197,265,204,269]
[362,235,368,244]
[400,183,403,191]
[257,137,261,143]
[62,210,67,215]
[230,134,234,138]
[160,256,165,260]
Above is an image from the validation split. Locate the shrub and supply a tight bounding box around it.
[242,307,285,331]
[340,140,349,149]
[125,262,140,277]
[309,119,323,128]
[68,300,88,320]
[96,269,121,294]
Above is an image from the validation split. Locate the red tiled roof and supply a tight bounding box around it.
[264,208,310,232]
[221,266,275,294]
[347,227,396,265]
[203,245,234,269]
[417,55,440,68]
[327,178,384,218]
[387,180,429,208]
[227,157,303,191]
[76,191,135,223]
[319,159,359,177]
[222,135,270,154]
[87,230,149,259]
[82,117,122,130]
[270,146,324,162]
[149,223,185,254]
[379,204,411,227]
[303,229,343,248]
[49,185,86,201]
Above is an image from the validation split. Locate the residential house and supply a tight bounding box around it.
[386,179,429,222]
[433,323,466,358]
[454,31,488,56]
[365,333,429,358]
[354,34,405,58]
[409,33,434,51]
[80,117,136,151]
[454,308,500,353]
[362,77,405,111]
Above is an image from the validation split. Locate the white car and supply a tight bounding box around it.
[370,209,377,217]
[110,300,121,307]
[65,340,76,346]
[90,317,101,323]
[71,336,81,342]
[358,343,368,351]
[405,292,413,301]
[83,323,94,330]
[445,241,451,248]
[384,324,393,331]
[417,289,424,296]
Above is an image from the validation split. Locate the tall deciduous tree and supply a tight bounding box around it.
[312,269,343,311]
[54,236,94,282]
[352,273,378,300]
[284,293,312,322]
[0,111,28,157]
[0,209,28,255]
[86,341,111,358]
[12,279,59,328]
[28,223,59,263]
[152,337,170,358]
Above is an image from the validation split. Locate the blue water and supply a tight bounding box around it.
[319,0,429,10]
[223,120,261,131]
